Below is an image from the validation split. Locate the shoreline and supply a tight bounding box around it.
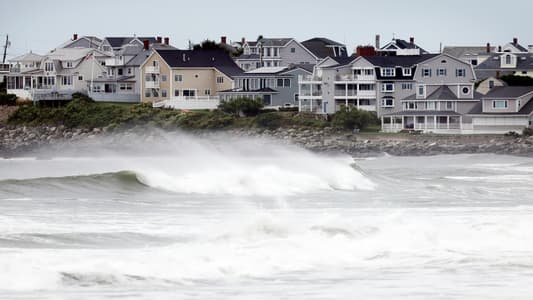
[1,125,533,158]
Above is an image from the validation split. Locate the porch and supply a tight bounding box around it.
[382,112,463,133]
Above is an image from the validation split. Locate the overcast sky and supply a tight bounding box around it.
[1,0,532,60]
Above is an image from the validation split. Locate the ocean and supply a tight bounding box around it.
[1,133,532,299]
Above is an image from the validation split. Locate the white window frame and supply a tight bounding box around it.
[456,69,466,77]
[401,83,413,90]
[437,68,447,76]
[417,85,426,98]
[216,76,224,84]
[381,67,395,77]
[402,68,412,76]
[174,74,183,82]
[381,83,394,93]
[381,97,394,107]
[422,68,432,77]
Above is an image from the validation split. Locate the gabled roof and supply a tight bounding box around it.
[258,38,293,47]
[381,39,429,54]
[505,42,529,53]
[365,54,438,67]
[443,46,495,58]
[403,86,482,101]
[236,54,260,60]
[155,49,244,77]
[9,52,44,62]
[475,53,533,70]
[302,38,348,59]
[59,36,103,49]
[46,48,107,61]
[105,37,157,49]
[235,64,312,77]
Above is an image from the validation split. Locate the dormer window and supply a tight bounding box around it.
[505,54,512,65]
[403,68,412,76]
[66,62,73,68]
[44,62,54,72]
[381,67,395,77]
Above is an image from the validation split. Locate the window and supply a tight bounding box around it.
[266,48,271,57]
[471,59,478,66]
[161,89,167,97]
[161,75,167,82]
[402,83,413,90]
[44,62,54,72]
[205,89,211,95]
[462,87,470,95]
[364,69,374,76]
[492,100,508,109]
[61,76,73,86]
[291,48,296,53]
[446,101,454,110]
[381,97,394,107]
[145,89,151,97]
[66,62,73,68]
[417,85,426,97]
[174,89,180,97]
[437,68,447,76]
[381,83,394,92]
[153,60,159,67]
[505,55,512,65]
[78,76,83,81]
[381,68,395,77]
[128,68,132,74]
[118,68,123,76]
[273,48,279,57]
[266,62,271,67]
[256,62,261,69]
[359,84,375,91]
[405,102,417,110]
[216,76,224,84]
[294,94,299,102]
[119,83,132,91]
[284,79,291,87]
[403,68,412,76]
[277,78,284,87]
[456,69,466,77]
[427,102,436,110]
[174,74,183,82]
[183,89,196,97]
[422,68,432,77]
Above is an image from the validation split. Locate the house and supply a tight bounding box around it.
[0,63,8,83]
[218,64,313,108]
[442,44,495,67]
[301,38,348,60]
[88,36,175,103]
[140,48,243,109]
[475,51,533,80]
[502,37,530,54]
[377,37,429,56]
[235,37,335,71]
[467,78,533,133]
[58,34,103,49]
[6,48,111,101]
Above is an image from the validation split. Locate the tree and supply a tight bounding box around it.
[331,108,378,131]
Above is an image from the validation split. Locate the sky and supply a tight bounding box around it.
[1,0,532,60]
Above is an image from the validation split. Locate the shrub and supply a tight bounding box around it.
[290,113,328,128]
[500,75,533,87]
[331,108,378,131]
[255,112,283,130]
[218,97,264,117]
[278,106,299,112]
[523,127,533,137]
[0,93,17,106]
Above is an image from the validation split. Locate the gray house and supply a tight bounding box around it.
[219,64,313,107]
[475,51,533,80]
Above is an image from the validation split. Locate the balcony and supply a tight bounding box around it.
[334,89,358,97]
[299,75,321,82]
[358,90,377,97]
[145,81,160,89]
[335,74,375,82]
[145,66,160,74]
[105,57,125,66]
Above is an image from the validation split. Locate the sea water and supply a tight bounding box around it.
[0,133,532,299]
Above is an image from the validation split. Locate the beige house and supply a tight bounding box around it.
[140,49,243,104]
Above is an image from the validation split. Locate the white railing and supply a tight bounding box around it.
[145,66,160,73]
[299,75,322,82]
[153,96,220,110]
[335,75,375,81]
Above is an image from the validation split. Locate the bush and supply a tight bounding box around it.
[290,112,328,128]
[0,93,17,106]
[218,97,264,117]
[331,108,378,131]
[255,112,283,130]
[500,75,533,87]
[278,106,299,112]
[523,127,533,137]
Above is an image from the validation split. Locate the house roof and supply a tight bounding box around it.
[475,53,533,70]
[482,86,533,98]
[219,87,279,94]
[442,46,494,58]
[236,54,260,60]
[9,52,44,62]
[302,38,348,59]
[381,39,429,54]
[105,37,157,49]
[365,54,438,67]
[46,48,109,62]
[383,110,462,116]
[258,38,293,47]
[59,36,103,49]
[155,49,244,77]
[403,86,482,101]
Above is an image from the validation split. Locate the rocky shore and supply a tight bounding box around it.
[1,124,533,158]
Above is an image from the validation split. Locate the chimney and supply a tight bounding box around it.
[486,43,491,53]
[356,46,376,57]
[73,33,78,41]
[164,37,169,45]
[241,37,246,45]
[375,34,380,49]
[513,37,518,45]
[157,36,162,44]
[221,36,227,45]
[143,40,149,50]
[410,37,415,45]
[498,45,502,52]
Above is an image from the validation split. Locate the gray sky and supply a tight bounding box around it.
[1,0,532,60]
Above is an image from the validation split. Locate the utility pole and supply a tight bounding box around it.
[2,35,8,64]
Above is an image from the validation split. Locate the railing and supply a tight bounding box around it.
[299,75,321,82]
[145,81,160,89]
[300,91,323,97]
[334,90,358,97]
[145,66,160,74]
[153,96,220,110]
[335,74,375,81]
[0,64,9,72]
[299,104,323,114]
[33,91,73,101]
[89,92,140,103]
